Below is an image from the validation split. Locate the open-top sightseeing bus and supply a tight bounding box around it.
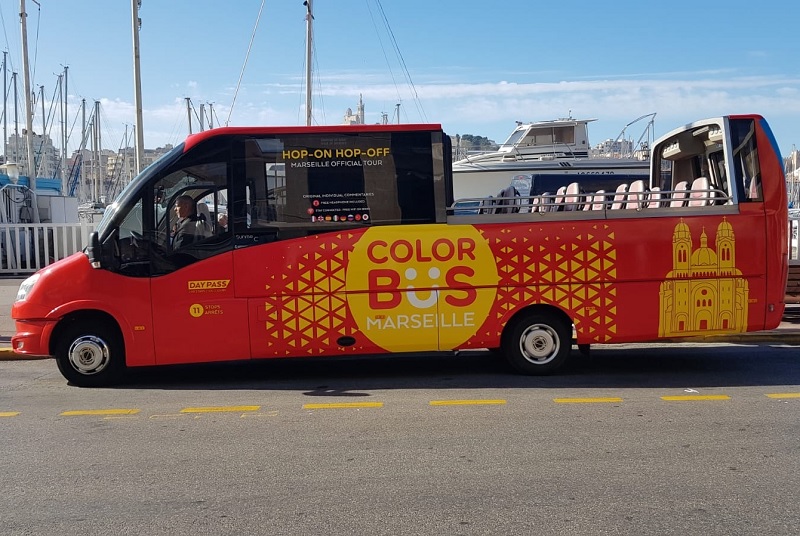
[11,115,788,386]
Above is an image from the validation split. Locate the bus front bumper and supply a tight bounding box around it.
[11,320,54,357]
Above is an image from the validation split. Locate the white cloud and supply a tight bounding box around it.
[44,72,800,155]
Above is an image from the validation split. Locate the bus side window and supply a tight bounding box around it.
[708,150,729,199]
[242,140,280,231]
[730,118,762,202]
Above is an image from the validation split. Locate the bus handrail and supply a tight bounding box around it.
[450,186,733,215]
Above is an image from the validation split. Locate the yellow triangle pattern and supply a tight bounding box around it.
[487,223,618,344]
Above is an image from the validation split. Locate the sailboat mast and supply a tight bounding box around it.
[131,0,145,175]
[20,0,36,188]
[304,0,313,126]
[62,65,68,191]
[185,97,193,135]
[81,98,86,201]
[123,123,129,186]
[2,51,6,160]
[93,100,99,203]
[13,73,19,162]
[39,84,46,177]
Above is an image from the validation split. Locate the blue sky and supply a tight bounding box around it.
[1,0,799,157]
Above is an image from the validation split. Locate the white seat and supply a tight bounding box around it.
[564,182,582,211]
[590,190,607,211]
[748,176,760,199]
[610,183,628,210]
[195,202,213,237]
[539,192,554,212]
[625,180,646,210]
[553,186,567,211]
[688,177,710,207]
[669,181,689,207]
[647,186,663,209]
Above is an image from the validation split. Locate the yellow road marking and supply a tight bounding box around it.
[766,393,800,399]
[661,395,730,401]
[180,406,260,413]
[303,402,383,409]
[0,411,20,417]
[61,409,141,416]
[429,399,507,406]
[554,397,623,404]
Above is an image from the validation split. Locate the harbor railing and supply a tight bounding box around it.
[0,222,97,276]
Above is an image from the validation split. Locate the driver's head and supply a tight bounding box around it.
[175,195,196,219]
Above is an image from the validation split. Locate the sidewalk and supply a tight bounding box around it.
[1,276,799,361]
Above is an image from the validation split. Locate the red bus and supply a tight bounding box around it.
[11,116,788,386]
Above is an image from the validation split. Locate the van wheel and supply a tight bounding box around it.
[502,311,571,375]
[55,322,125,387]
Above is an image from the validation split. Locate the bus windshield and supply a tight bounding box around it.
[95,143,185,238]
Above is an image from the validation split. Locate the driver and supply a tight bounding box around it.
[172,195,201,248]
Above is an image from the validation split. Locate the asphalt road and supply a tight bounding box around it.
[2,343,799,535]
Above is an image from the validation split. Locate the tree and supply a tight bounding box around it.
[458,134,497,151]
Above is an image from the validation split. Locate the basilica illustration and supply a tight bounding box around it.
[659,218,748,336]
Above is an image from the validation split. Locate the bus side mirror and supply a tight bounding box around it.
[86,231,102,269]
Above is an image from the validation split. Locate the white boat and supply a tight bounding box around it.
[452,116,653,202]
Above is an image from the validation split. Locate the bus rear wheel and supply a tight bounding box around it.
[55,322,125,387]
[502,311,571,375]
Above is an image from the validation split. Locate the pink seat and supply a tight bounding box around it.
[688,176,710,207]
[553,186,567,211]
[625,180,647,210]
[582,194,593,211]
[647,186,663,209]
[610,183,628,210]
[564,182,582,211]
[669,181,689,207]
[590,190,607,211]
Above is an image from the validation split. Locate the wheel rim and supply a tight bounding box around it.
[67,335,111,375]
[518,323,560,365]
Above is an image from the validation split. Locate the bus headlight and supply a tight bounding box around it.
[16,273,40,302]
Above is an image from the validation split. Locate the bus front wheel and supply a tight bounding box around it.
[55,322,125,387]
[502,311,571,375]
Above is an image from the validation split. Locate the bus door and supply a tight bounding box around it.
[146,163,251,365]
[149,254,249,365]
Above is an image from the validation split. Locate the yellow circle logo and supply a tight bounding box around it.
[346,225,498,351]
[189,304,205,318]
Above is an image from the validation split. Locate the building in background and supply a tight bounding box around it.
[4,130,61,180]
[343,94,366,125]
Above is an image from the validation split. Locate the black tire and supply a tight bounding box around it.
[502,311,571,375]
[55,321,126,387]
[486,347,504,359]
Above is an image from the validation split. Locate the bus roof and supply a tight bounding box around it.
[184,123,445,152]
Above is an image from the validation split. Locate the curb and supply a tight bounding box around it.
[0,347,49,361]
[665,330,800,345]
